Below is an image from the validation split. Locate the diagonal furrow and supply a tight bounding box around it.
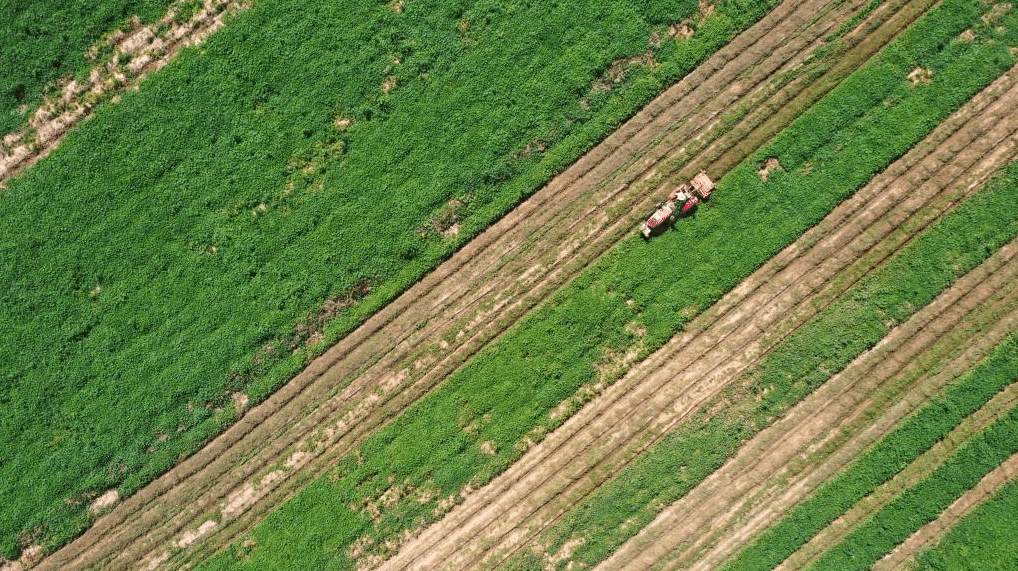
[380,58,1018,571]
[771,377,1018,571]
[166,0,927,567]
[34,0,929,568]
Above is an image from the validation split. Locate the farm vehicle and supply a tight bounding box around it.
[640,172,716,238]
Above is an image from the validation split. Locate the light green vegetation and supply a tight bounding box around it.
[0,0,176,134]
[723,334,1018,571]
[0,0,783,558]
[914,478,1018,571]
[197,1,1018,569]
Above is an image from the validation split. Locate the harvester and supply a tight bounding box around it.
[639,172,716,238]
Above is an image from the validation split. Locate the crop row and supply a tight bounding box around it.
[513,132,1018,570]
[193,1,1018,569]
[503,5,1018,567]
[721,332,1018,571]
[913,477,1018,570]
[0,0,783,558]
[806,396,1018,571]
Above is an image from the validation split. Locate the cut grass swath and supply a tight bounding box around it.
[0,0,780,557]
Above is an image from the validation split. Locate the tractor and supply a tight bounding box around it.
[639,172,716,238]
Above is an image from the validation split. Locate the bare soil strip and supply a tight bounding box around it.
[769,380,1018,571]
[33,0,917,568]
[168,0,914,566]
[379,57,1018,571]
[873,452,1018,571]
[33,2,859,565]
[0,0,247,188]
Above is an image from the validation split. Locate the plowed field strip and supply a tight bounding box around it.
[87,0,861,567]
[772,379,1018,571]
[380,57,1018,571]
[38,0,890,569]
[155,0,885,564]
[875,452,1018,571]
[601,95,1018,571]
[678,323,1018,571]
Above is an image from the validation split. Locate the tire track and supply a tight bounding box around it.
[874,452,1018,571]
[30,0,911,568]
[379,57,1018,571]
[165,0,916,567]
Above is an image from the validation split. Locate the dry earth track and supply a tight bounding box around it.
[380,56,1018,571]
[874,452,1018,571]
[165,0,924,567]
[599,68,1018,571]
[32,0,923,568]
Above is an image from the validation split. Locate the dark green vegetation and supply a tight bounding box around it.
[0,0,175,134]
[0,0,782,559]
[197,2,1018,569]
[808,405,1018,571]
[723,334,1018,571]
[915,478,1018,571]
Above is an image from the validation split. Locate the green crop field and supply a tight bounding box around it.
[0,0,176,134]
[510,147,1018,570]
[915,478,1018,570]
[808,404,1018,571]
[4,0,1018,567]
[190,1,1018,568]
[0,0,782,558]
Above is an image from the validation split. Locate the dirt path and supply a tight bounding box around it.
[378,57,1018,571]
[874,452,1018,571]
[31,0,923,568]
[769,379,1018,571]
[0,0,248,188]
